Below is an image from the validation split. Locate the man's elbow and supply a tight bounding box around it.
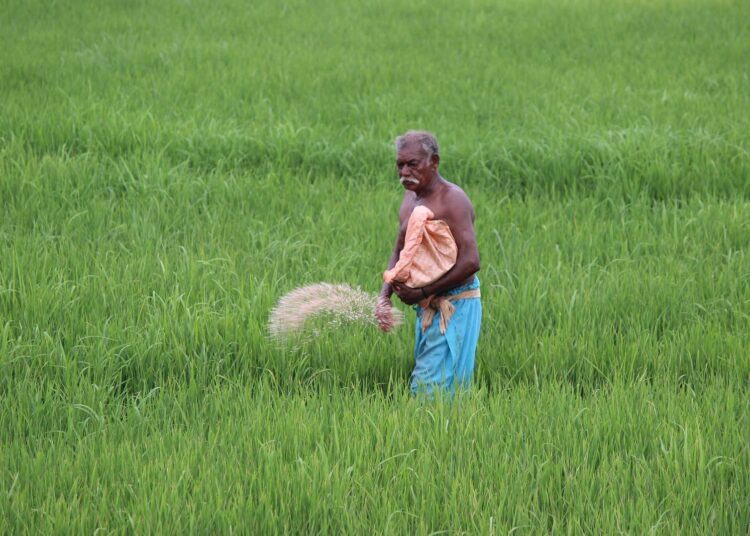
[464,257,480,275]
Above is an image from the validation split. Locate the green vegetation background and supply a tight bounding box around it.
[1,0,749,532]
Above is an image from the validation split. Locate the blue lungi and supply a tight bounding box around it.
[411,277,482,396]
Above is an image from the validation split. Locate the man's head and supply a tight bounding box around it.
[395,130,440,192]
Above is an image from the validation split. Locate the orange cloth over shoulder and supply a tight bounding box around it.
[383,205,457,288]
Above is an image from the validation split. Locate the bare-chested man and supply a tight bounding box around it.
[376,131,482,395]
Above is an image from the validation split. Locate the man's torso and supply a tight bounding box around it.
[398,180,477,289]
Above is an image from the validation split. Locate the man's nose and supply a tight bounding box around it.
[399,166,410,177]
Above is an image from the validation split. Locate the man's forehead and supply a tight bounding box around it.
[396,143,427,161]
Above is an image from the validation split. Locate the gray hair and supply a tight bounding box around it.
[395,130,440,160]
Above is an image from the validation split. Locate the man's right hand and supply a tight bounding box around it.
[374,296,395,332]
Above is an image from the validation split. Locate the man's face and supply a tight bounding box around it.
[396,144,436,192]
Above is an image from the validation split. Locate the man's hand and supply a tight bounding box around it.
[391,282,424,306]
[374,296,396,332]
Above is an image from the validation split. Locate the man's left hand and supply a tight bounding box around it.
[391,282,424,305]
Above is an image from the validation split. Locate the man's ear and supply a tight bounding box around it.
[431,153,440,168]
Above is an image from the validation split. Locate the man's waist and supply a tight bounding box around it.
[440,276,480,297]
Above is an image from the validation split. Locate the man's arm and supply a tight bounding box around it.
[379,229,406,300]
[375,195,410,331]
[422,193,480,296]
[379,194,411,299]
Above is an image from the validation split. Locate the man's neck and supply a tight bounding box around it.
[416,174,444,199]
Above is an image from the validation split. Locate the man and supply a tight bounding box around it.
[376,131,482,395]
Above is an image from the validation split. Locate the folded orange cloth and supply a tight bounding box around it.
[383,206,457,288]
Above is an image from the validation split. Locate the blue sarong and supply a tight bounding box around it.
[411,277,482,396]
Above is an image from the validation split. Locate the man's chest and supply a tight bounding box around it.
[400,200,451,230]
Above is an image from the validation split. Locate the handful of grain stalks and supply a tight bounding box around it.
[268,283,404,340]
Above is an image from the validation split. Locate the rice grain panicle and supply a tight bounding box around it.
[268,283,404,340]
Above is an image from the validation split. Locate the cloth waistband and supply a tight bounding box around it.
[420,284,481,334]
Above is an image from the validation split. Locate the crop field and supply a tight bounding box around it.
[2,0,749,533]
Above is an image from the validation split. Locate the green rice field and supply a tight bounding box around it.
[2,0,749,532]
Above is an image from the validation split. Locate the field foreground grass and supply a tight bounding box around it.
[2,381,748,533]
[2,0,750,533]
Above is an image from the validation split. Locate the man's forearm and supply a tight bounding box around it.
[379,283,394,300]
[379,245,401,299]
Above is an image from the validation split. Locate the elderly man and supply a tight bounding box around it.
[376,131,482,396]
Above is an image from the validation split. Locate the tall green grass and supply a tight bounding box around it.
[3,381,748,533]
[2,0,749,532]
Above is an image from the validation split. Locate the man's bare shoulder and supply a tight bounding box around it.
[443,182,473,203]
[440,181,475,221]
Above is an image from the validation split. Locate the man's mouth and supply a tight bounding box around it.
[400,177,419,187]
